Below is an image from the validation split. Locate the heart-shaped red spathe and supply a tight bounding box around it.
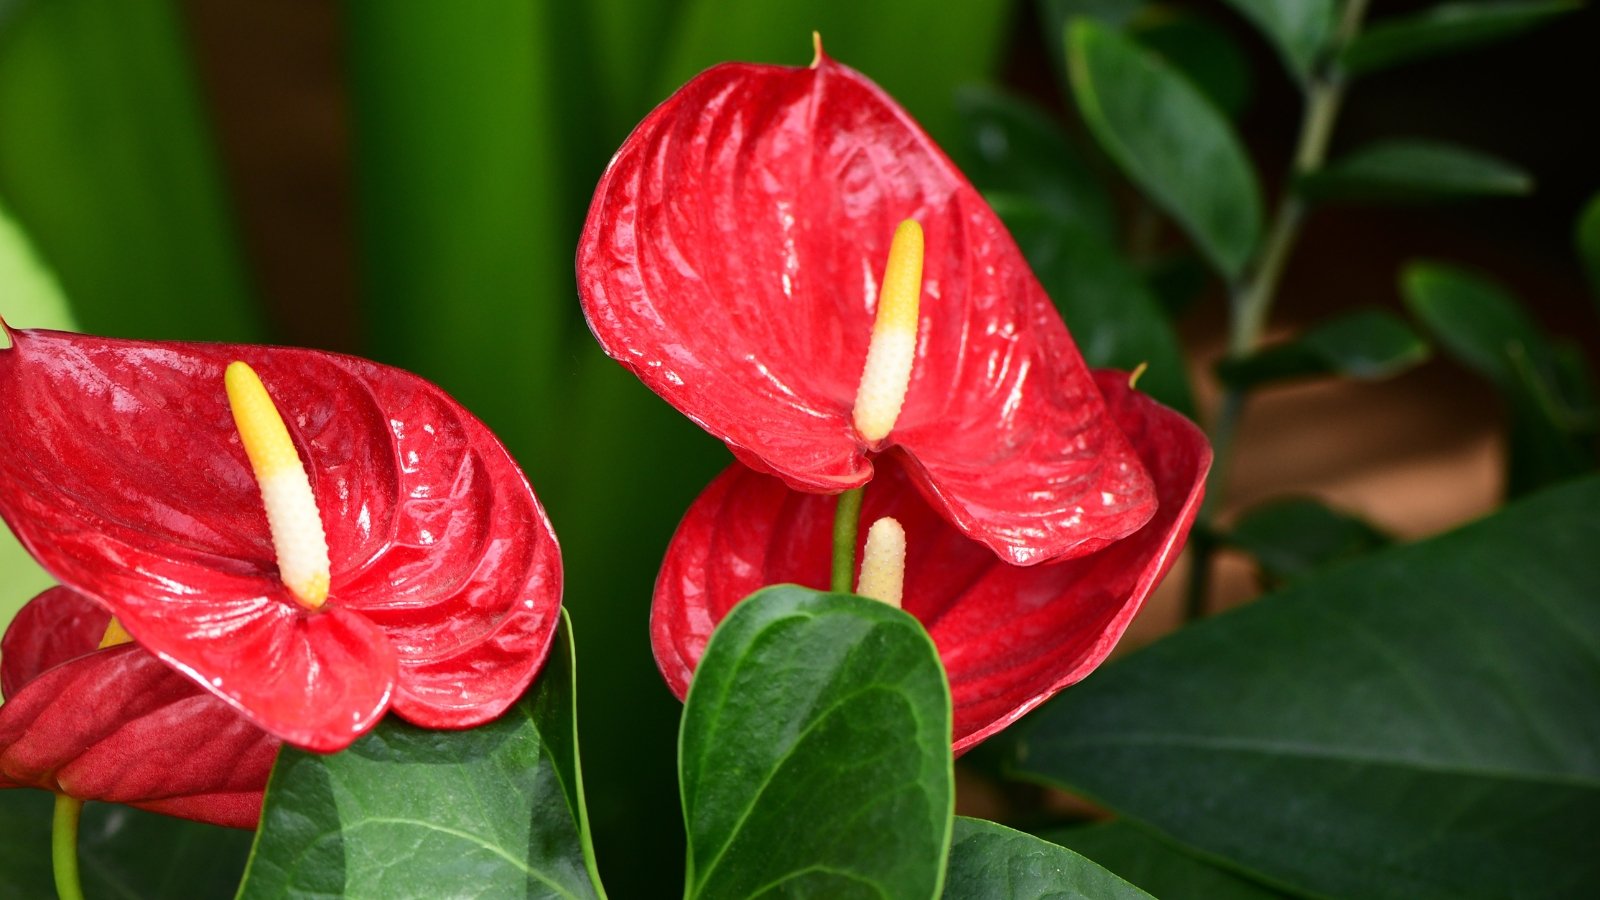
[578,50,1157,566]
[653,371,1211,752]
[0,588,278,828]
[0,326,563,752]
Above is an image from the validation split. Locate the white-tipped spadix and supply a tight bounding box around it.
[852,219,923,444]
[855,516,907,608]
[225,361,331,610]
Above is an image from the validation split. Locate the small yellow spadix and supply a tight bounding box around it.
[225,361,331,610]
[855,516,907,608]
[1128,361,1149,390]
[852,220,924,444]
[98,617,134,649]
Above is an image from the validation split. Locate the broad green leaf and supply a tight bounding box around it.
[953,87,1118,242]
[942,817,1152,899]
[680,586,953,900]
[0,791,251,899]
[1215,308,1430,388]
[1013,476,1600,900]
[1577,191,1600,301]
[1224,497,1390,585]
[1044,821,1289,900]
[1132,11,1253,119]
[992,195,1193,416]
[0,0,260,340]
[655,0,1012,147]
[1067,18,1263,280]
[237,613,605,899]
[1403,262,1596,494]
[1342,0,1580,76]
[1301,140,1532,202]
[0,197,72,629]
[1216,0,1335,81]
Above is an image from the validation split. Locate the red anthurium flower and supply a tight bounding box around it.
[1,587,277,828]
[578,47,1158,566]
[653,372,1211,752]
[0,325,562,752]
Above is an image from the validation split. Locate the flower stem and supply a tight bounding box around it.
[1184,0,1371,620]
[51,794,84,900]
[831,487,865,593]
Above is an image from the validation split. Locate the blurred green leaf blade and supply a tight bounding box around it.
[1302,140,1533,202]
[1131,10,1253,119]
[1216,0,1336,81]
[1013,476,1600,900]
[1216,308,1430,389]
[237,614,605,899]
[1225,497,1391,584]
[0,791,252,899]
[942,817,1152,899]
[1067,18,1263,279]
[1577,191,1600,302]
[1044,821,1290,900]
[1342,0,1581,76]
[681,586,953,900]
[0,0,260,341]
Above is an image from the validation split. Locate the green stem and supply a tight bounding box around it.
[52,794,84,900]
[831,488,865,593]
[1185,0,1371,620]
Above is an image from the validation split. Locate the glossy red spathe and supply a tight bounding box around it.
[652,372,1211,752]
[0,588,278,828]
[0,326,562,752]
[578,50,1157,565]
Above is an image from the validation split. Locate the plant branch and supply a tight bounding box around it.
[52,794,84,900]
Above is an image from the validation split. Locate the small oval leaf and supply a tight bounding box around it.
[1216,308,1431,389]
[1302,140,1533,202]
[1217,0,1336,82]
[1342,0,1580,76]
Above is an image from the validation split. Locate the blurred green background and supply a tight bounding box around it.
[2,1,1596,895]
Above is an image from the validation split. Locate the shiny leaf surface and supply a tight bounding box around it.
[680,587,952,900]
[1,588,277,828]
[1216,0,1335,81]
[0,328,562,751]
[1342,0,1580,75]
[1067,19,1263,279]
[943,817,1152,899]
[579,51,1157,565]
[654,372,1209,752]
[1216,308,1431,388]
[238,613,603,899]
[1301,140,1533,201]
[1044,821,1289,900]
[1014,477,1600,900]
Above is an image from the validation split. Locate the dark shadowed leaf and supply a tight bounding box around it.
[1225,496,1391,585]
[1044,821,1290,900]
[1342,0,1580,75]
[1215,0,1335,83]
[1013,476,1600,900]
[0,791,252,899]
[236,613,604,899]
[942,817,1152,899]
[1578,192,1600,302]
[1132,11,1253,119]
[680,586,952,900]
[1067,18,1262,279]
[993,195,1194,415]
[1216,308,1430,388]
[1302,140,1532,202]
[954,86,1118,242]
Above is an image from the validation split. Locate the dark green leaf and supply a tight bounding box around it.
[1144,254,1210,319]
[1302,140,1533,202]
[237,613,605,899]
[942,817,1152,899]
[680,586,953,900]
[1038,0,1144,79]
[1132,11,1253,119]
[992,195,1193,415]
[1342,1,1581,76]
[1577,191,1600,302]
[1225,497,1390,584]
[1013,476,1600,900]
[1216,308,1430,388]
[1044,821,1289,900]
[953,86,1118,242]
[1402,263,1546,391]
[0,0,261,340]
[0,791,252,899]
[1067,18,1263,279]
[1216,0,1335,81]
